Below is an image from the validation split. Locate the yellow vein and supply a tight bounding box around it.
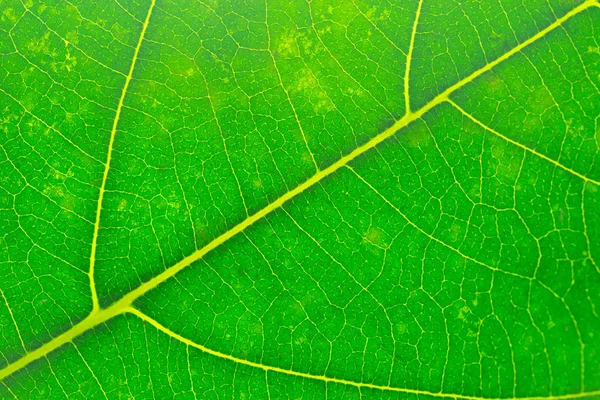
[0,293,135,381]
[88,0,156,312]
[404,0,424,114]
[447,99,600,186]
[425,0,594,110]
[0,289,25,352]
[72,342,109,400]
[0,0,594,383]
[127,307,600,400]
[0,382,17,399]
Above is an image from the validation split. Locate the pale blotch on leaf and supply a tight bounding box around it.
[448,222,463,242]
[65,31,79,46]
[294,336,307,346]
[316,26,332,38]
[363,226,391,249]
[467,183,481,202]
[1,7,19,24]
[275,29,316,58]
[458,305,470,320]
[364,6,391,23]
[396,322,407,335]
[168,198,182,211]
[43,183,64,199]
[529,86,554,114]
[35,4,48,15]
[292,70,334,115]
[117,199,128,212]
[522,113,541,134]
[275,33,300,59]
[96,18,108,29]
[275,29,316,59]
[567,123,587,140]
[27,31,53,57]
[1,111,20,133]
[50,47,77,74]
[184,67,196,77]
[345,86,364,97]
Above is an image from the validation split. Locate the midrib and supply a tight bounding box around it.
[0,0,597,388]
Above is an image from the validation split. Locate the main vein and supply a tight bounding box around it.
[0,0,596,385]
[88,0,156,311]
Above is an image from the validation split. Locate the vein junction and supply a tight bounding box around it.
[1,0,599,396]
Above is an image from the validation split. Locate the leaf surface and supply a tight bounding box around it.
[1,0,599,398]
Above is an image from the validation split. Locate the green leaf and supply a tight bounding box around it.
[1,0,599,398]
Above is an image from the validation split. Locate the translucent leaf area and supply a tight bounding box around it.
[1,0,599,398]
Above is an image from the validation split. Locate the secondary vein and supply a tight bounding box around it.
[404,0,424,114]
[127,307,600,400]
[447,99,600,186]
[88,0,156,312]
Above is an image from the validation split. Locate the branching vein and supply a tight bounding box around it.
[404,0,424,114]
[0,1,597,392]
[88,0,156,312]
[126,307,600,400]
[447,99,600,186]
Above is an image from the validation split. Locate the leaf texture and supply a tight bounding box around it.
[0,0,599,398]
